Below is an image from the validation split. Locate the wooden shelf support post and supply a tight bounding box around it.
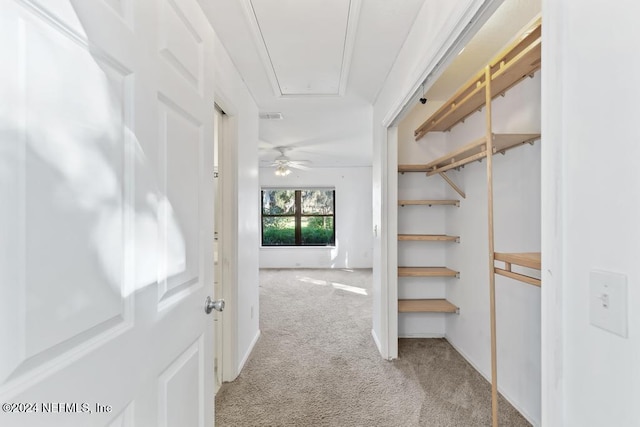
[485,65,499,427]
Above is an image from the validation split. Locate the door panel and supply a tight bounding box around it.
[158,0,204,92]
[158,336,205,427]
[1,0,135,392]
[21,16,132,361]
[157,96,202,310]
[0,0,215,425]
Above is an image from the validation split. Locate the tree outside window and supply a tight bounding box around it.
[261,188,335,246]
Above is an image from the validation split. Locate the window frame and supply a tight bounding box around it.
[261,188,336,247]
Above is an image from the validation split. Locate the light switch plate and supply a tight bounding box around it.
[589,270,628,338]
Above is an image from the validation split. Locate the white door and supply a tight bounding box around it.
[0,1,217,426]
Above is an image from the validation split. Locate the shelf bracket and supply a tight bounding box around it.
[439,172,466,199]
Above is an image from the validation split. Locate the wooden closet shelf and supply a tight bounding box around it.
[490,33,541,99]
[398,164,431,173]
[398,299,459,314]
[398,234,459,242]
[494,252,541,287]
[494,252,540,269]
[423,133,540,176]
[398,199,460,207]
[398,267,459,278]
[414,18,541,140]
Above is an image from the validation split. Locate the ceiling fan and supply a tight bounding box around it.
[263,147,310,176]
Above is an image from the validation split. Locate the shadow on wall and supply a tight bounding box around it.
[0,3,190,316]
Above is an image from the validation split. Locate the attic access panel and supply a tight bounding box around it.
[250,0,353,95]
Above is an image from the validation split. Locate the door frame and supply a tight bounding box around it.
[213,87,240,382]
[375,0,503,360]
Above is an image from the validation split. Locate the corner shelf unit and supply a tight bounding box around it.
[411,17,542,427]
[396,168,460,314]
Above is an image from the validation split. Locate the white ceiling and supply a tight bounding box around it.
[202,0,426,167]
[201,0,540,169]
[248,0,356,96]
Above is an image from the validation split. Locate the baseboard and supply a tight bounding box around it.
[399,333,445,338]
[444,335,540,427]
[371,328,383,357]
[237,329,261,375]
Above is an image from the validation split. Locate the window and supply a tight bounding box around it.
[261,188,335,246]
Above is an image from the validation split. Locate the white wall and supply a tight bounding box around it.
[204,7,261,379]
[543,1,640,425]
[259,167,373,269]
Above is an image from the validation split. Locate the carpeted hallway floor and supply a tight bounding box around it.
[215,268,531,426]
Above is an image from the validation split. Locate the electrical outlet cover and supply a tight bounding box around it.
[589,270,628,338]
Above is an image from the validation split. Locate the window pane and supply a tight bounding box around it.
[262,217,295,245]
[262,190,296,215]
[301,190,333,215]
[301,217,334,245]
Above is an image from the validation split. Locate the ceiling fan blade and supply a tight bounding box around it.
[288,163,310,170]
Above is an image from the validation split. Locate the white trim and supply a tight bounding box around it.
[378,125,390,360]
[541,0,566,424]
[237,330,261,374]
[370,328,384,358]
[445,336,540,426]
[222,114,239,382]
[385,127,399,360]
[239,0,282,96]
[213,88,239,383]
[399,333,445,339]
[338,0,361,96]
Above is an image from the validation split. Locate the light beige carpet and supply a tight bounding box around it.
[215,268,531,426]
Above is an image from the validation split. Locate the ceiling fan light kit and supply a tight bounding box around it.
[275,164,292,176]
[266,146,310,176]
